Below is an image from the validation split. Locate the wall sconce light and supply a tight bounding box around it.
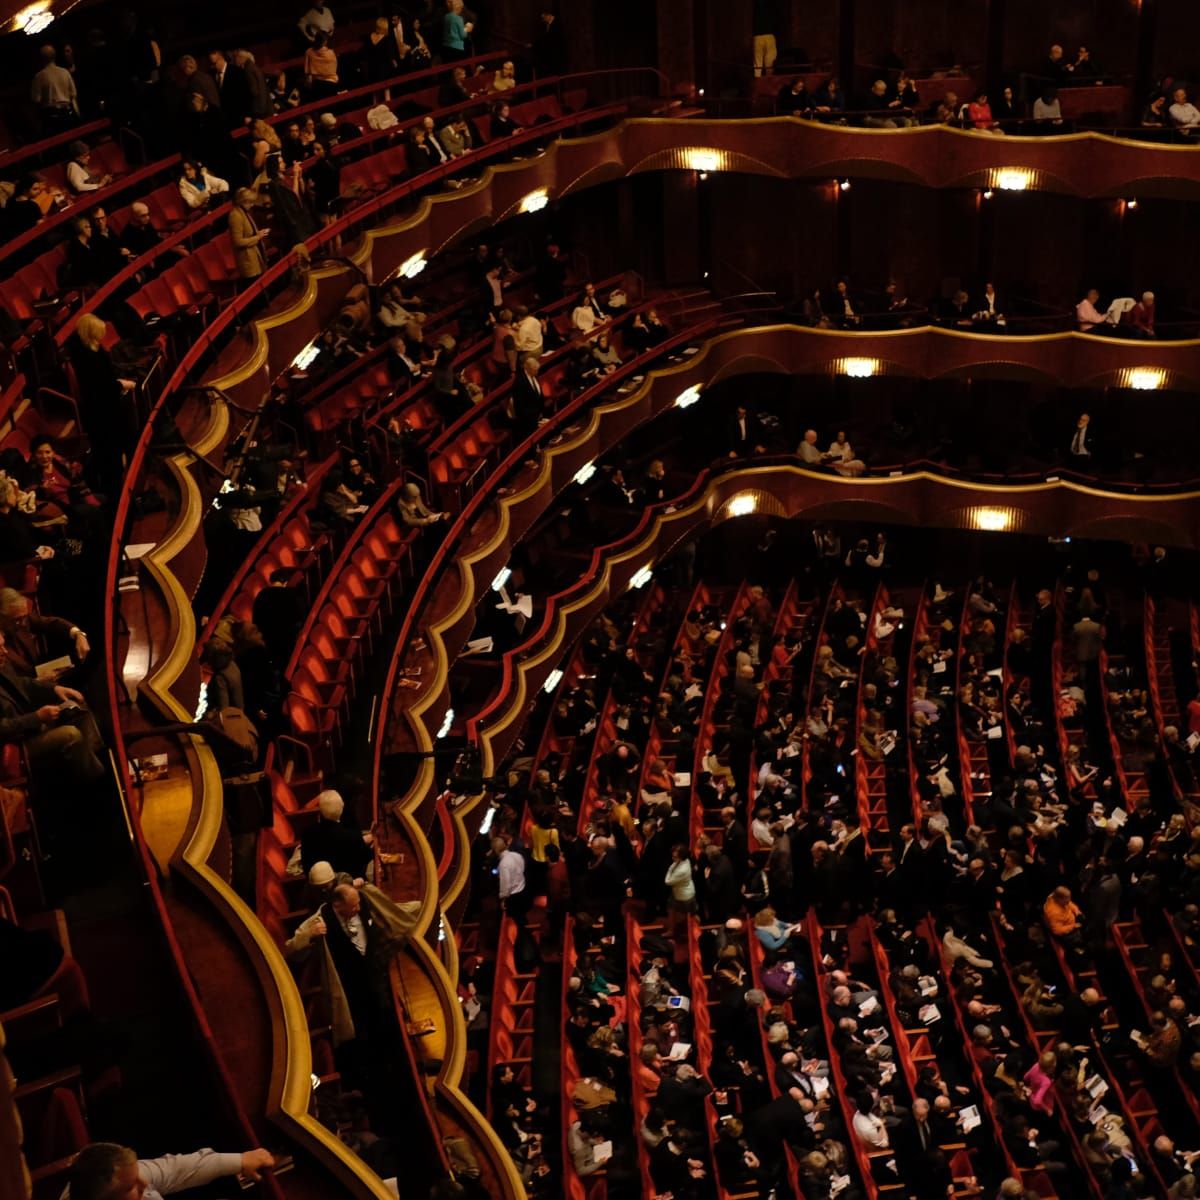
[727,493,758,517]
[973,507,1012,531]
[437,708,454,738]
[399,251,427,278]
[492,567,512,591]
[993,168,1033,191]
[839,179,851,191]
[543,669,564,693]
[675,384,702,408]
[291,341,320,370]
[519,188,549,214]
[14,2,53,33]
[684,148,720,173]
[1126,367,1165,390]
[1126,198,1138,210]
[629,566,653,589]
[839,357,878,378]
[982,188,994,200]
[573,461,597,485]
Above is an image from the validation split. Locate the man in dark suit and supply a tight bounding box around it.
[0,589,88,679]
[703,844,740,922]
[727,404,765,459]
[0,632,104,787]
[320,884,380,1034]
[512,353,547,439]
[533,7,566,78]
[207,50,252,127]
[299,790,374,879]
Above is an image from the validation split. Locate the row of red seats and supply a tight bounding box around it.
[688,582,752,846]
[738,578,819,854]
[283,485,416,772]
[854,584,891,844]
[1,885,114,1200]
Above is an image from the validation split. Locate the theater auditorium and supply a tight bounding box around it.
[5,1,1200,1198]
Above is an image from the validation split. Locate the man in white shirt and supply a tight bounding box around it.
[1169,86,1200,130]
[1075,288,1104,331]
[298,2,335,43]
[514,305,544,355]
[852,1093,890,1148]
[798,428,823,464]
[64,1142,275,1200]
[493,836,530,922]
[31,45,78,131]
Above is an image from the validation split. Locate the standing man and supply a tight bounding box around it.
[31,45,79,132]
[494,836,530,924]
[752,0,780,78]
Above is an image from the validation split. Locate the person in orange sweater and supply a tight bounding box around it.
[1043,886,1082,939]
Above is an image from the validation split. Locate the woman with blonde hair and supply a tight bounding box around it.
[69,314,138,495]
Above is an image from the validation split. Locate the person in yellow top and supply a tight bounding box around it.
[1043,886,1082,938]
[608,793,638,842]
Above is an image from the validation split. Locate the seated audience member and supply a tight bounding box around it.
[0,478,45,564]
[493,59,517,91]
[929,90,960,125]
[571,284,609,336]
[24,434,100,523]
[120,201,167,259]
[438,115,474,158]
[1032,88,1063,127]
[860,79,914,128]
[1076,288,1105,332]
[778,78,814,116]
[398,480,446,528]
[825,432,865,477]
[491,101,521,138]
[798,429,823,465]
[4,175,51,238]
[65,1142,275,1199]
[0,589,89,678]
[65,216,103,288]
[1169,87,1200,131]
[591,332,622,374]
[826,279,863,327]
[407,125,437,172]
[813,76,846,116]
[0,630,105,787]
[940,290,973,327]
[967,90,1004,133]
[1143,94,1168,127]
[179,158,230,209]
[1130,291,1156,338]
[65,141,111,193]
[993,85,1022,127]
[88,207,133,276]
[973,281,1005,328]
